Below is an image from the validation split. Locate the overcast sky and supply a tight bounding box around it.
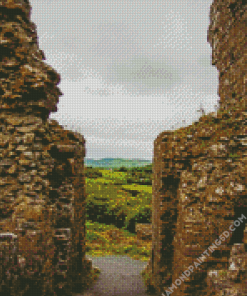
[29,0,218,161]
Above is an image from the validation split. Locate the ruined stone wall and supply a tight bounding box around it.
[206,241,247,296]
[143,0,247,296]
[0,1,93,295]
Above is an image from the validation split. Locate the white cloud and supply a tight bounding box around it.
[30,0,218,160]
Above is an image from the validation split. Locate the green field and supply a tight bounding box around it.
[84,163,153,262]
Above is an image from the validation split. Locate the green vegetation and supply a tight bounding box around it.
[229,153,241,160]
[218,270,228,277]
[84,163,153,262]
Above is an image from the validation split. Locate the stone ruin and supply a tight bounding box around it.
[142,0,247,295]
[1,0,247,296]
[0,1,96,295]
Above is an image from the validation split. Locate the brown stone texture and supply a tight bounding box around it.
[206,243,247,296]
[136,223,152,241]
[0,1,94,296]
[143,1,247,296]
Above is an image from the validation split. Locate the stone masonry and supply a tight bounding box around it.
[206,242,247,296]
[142,1,247,296]
[1,1,247,296]
[0,1,95,296]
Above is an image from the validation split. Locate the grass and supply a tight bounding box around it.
[84,166,153,262]
[85,220,152,262]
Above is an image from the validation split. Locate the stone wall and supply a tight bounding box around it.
[143,1,247,296]
[0,1,94,295]
[206,241,247,296]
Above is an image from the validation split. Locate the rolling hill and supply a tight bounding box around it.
[84,158,152,169]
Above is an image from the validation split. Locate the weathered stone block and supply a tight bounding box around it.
[136,223,152,241]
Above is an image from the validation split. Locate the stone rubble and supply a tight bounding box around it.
[136,223,152,241]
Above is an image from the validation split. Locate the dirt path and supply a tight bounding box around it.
[74,255,158,296]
